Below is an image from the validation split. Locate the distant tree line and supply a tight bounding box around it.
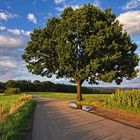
[0,80,115,94]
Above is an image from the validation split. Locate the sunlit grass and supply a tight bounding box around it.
[0,94,35,140]
[0,94,32,121]
[29,92,110,101]
[105,90,140,113]
[0,100,35,140]
[0,95,21,106]
[29,92,110,108]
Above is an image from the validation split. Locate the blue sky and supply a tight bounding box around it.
[0,0,140,87]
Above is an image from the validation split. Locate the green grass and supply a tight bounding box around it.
[29,92,110,107]
[0,100,36,140]
[0,94,32,121]
[29,91,140,114]
[0,94,34,140]
[30,92,77,99]
[0,95,21,107]
[29,92,110,101]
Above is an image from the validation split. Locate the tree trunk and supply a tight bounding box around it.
[77,80,82,101]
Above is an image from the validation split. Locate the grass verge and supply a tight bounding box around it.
[0,100,36,140]
[0,94,32,121]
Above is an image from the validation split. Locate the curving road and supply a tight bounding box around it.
[31,96,140,140]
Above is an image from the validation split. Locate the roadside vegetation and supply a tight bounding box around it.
[0,94,35,140]
[0,94,32,121]
[30,91,140,114]
[30,92,109,100]
[30,92,108,109]
[105,90,140,113]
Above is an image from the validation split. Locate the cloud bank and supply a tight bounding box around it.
[0,35,23,48]
[7,28,31,36]
[0,56,18,68]
[117,10,140,35]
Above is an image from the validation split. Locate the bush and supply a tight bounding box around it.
[4,88,21,95]
[0,89,4,93]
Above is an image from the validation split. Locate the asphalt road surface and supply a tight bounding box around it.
[31,96,140,140]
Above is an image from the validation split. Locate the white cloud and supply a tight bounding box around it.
[117,10,140,35]
[0,56,18,68]
[0,12,9,20]
[8,29,21,36]
[0,35,23,47]
[0,56,18,81]
[7,28,31,36]
[71,5,81,10]
[122,0,140,10]
[56,2,99,12]
[0,26,6,31]
[27,13,37,24]
[93,0,100,7]
[56,7,64,12]
[0,11,17,21]
[55,0,65,4]
[21,30,31,36]
[56,4,81,12]
[0,69,17,82]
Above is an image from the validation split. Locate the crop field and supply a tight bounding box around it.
[105,90,140,113]
[0,94,35,140]
[0,95,21,106]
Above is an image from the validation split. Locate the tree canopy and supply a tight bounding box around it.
[22,4,139,101]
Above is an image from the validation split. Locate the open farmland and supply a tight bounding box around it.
[30,91,140,113]
[29,92,110,100]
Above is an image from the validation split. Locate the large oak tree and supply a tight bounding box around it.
[22,4,139,101]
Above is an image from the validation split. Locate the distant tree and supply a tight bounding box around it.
[6,80,17,88]
[22,4,139,101]
[32,80,42,91]
[16,80,32,92]
[0,82,5,93]
[41,81,55,91]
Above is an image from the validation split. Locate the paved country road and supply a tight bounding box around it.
[31,96,140,140]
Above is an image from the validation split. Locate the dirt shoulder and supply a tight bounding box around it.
[89,107,140,129]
